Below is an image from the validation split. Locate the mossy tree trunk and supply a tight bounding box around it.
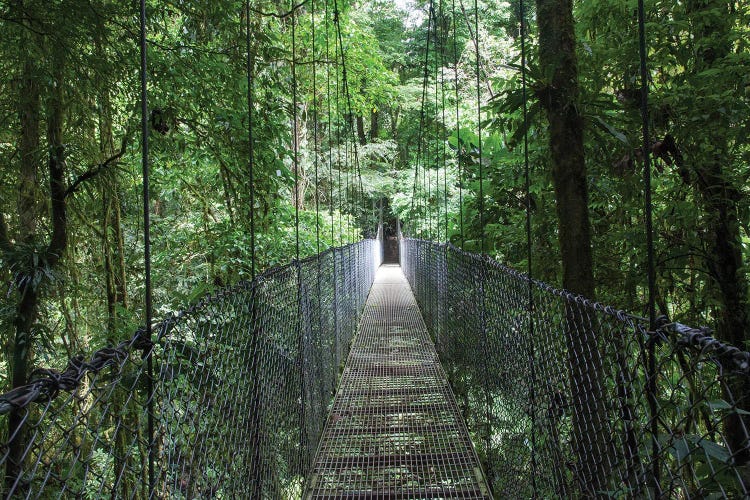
[535,0,612,494]
[684,0,750,463]
[3,1,42,489]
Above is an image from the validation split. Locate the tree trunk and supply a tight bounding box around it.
[101,185,128,332]
[370,109,379,141]
[5,5,41,488]
[18,60,40,245]
[47,52,67,267]
[535,0,612,494]
[292,108,308,209]
[97,65,129,338]
[7,287,37,492]
[684,0,750,463]
[6,37,69,493]
[356,114,366,145]
[95,42,139,490]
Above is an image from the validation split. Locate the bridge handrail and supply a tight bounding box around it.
[402,235,750,375]
[0,240,376,415]
[1,238,382,498]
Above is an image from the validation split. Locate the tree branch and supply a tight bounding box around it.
[65,127,133,199]
[250,0,310,19]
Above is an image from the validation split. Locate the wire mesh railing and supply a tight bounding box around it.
[401,237,750,499]
[1,239,381,499]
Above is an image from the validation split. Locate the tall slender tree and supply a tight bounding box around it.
[3,1,44,487]
[680,0,750,463]
[535,0,612,493]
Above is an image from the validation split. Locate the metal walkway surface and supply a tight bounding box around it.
[305,265,491,499]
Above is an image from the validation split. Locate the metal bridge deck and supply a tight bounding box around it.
[305,265,491,499]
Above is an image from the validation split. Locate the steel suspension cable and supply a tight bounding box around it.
[433,9,441,242]
[638,0,655,336]
[325,0,337,246]
[245,0,257,279]
[637,0,659,489]
[290,1,309,475]
[334,4,352,243]
[310,1,328,432]
[244,6,263,494]
[292,8,301,262]
[343,117,351,242]
[454,0,490,252]
[439,0,449,242]
[518,0,537,494]
[429,166,433,239]
[333,2,364,241]
[472,0,485,253]
[333,8,344,244]
[452,0,464,248]
[427,9,439,332]
[412,0,435,238]
[460,0,491,477]
[426,5,436,241]
[520,12,532,290]
[324,0,341,368]
[427,145,432,239]
[243,3,260,491]
[312,0,321,255]
[427,2,437,241]
[137,0,155,493]
[346,139,351,241]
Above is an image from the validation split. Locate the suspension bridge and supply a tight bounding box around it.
[2,235,749,498]
[2,0,749,498]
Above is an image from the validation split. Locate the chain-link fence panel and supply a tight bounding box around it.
[401,238,750,499]
[0,239,381,499]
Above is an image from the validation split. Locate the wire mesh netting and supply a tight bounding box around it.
[0,239,381,499]
[401,237,750,499]
[5,235,750,499]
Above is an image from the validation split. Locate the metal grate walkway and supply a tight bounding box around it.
[305,265,491,499]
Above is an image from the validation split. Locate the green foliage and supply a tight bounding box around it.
[0,0,749,494]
